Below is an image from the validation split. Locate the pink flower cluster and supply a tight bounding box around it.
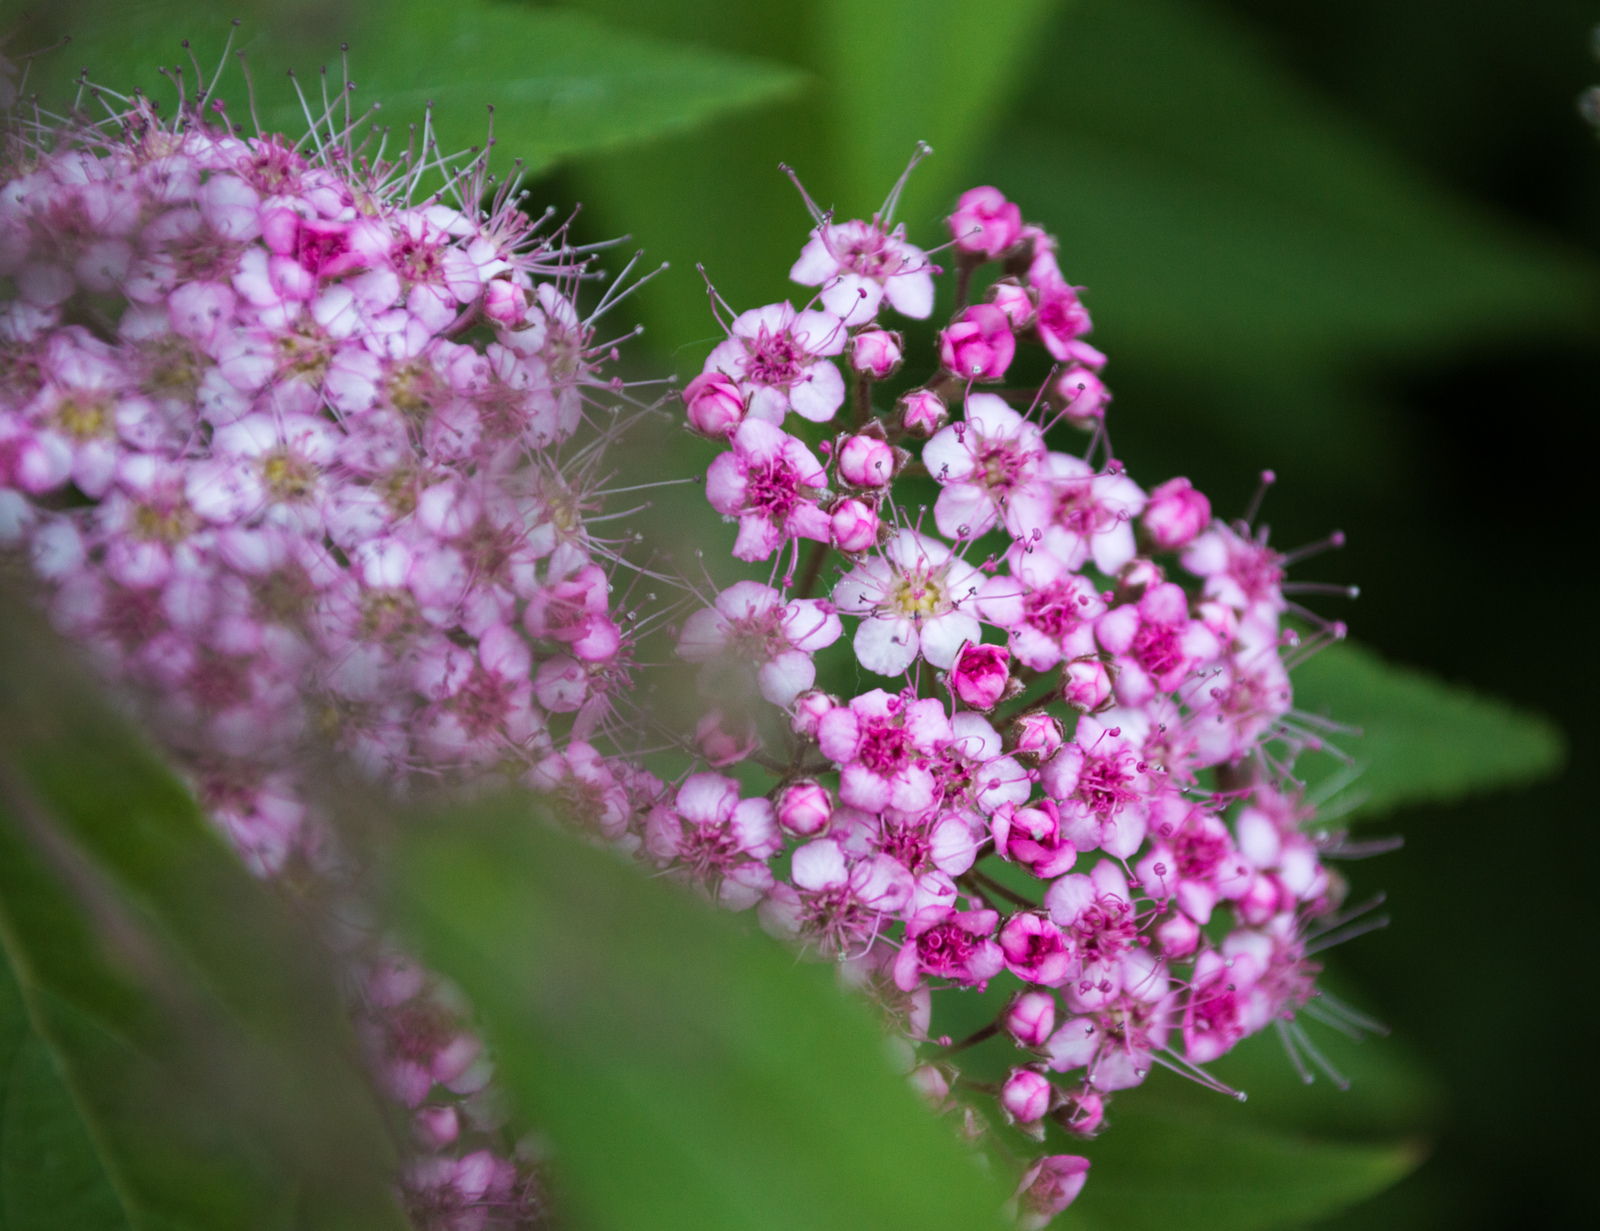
[0,79,658,1229]
[668,176,1370,1222]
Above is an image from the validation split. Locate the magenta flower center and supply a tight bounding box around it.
[744,326,806,387]
[1075,751,1139,816]
[856,718,915,775]
[916,921,979,977]
[743,458,803,524]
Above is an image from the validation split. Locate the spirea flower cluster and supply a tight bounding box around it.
[662,172,1373,1224]
[0,69,665,1228]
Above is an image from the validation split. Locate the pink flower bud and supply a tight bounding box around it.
[415,1105,460,1148]
[777,778,832,835]
[1061,659,1111,712]
[695,708,759,767]
[1005,991,1058,1047]
[897,388,949,437]
[1015,1155,1090,1227]
[1156,912,1200,957]
[1057,1088,1104,1137]
[1052,366,1109,427]
[791,689,837,738]
[950,641,1011,709]
[1143,477,1212,550]
[909,1064,951,1106]
[483,279,526,325]
[1012,712,1064,762]
[1001,1068,1054,1123]
[830,497,880,551]
[849,327,904,379]
[837,435,895,487]
[939,304,1015,382]
[987,278,1035,328]
[682,371,746,438]
[949,186,1023,258]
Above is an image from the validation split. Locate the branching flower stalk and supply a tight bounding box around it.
[660,171,1380,1226]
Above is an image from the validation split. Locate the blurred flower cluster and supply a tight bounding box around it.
[664,170,1374,1224]
[0,64,666,1228]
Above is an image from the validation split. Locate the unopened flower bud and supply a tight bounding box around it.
[830,497,881,552]
[1156,912,1200,957]
[950,640,1011,709]
[1011,712,1064,762]
[1143,477,1211,550]
[987,277,1035,328]
[777,778,832,835]
[695,708,759,767]
[415,1105,460,1148]
[483,279,527,325]
[909,1063,950,1106]
[1005,990,1058,1047]
[897,388,949,437]
[1061,659,1111,712]
[1001,1068,1054,1124]
[949,186,1023,258]
[1115,557,1165,603]
[682,371,746,438]
[837,434,895,487]
[849,327,903,379]
[1052,365,1109,427]
[939,304,1015,382]
[790,689,837,738]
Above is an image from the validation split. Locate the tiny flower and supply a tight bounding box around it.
[1096,582,1220,706]
[790,218,935,324]
[909,1064,951,1106]
[1156,911,1200,957]
[832,529,984,676]
[682,370,746,438]
[837,433,896,487]
[776,778,833,835]
[1005,990,1058,1048]
[998,911,1076,986]
[1050,365,1110,428]
[849,327,904,379]
[1012,1155,1090,1230]
[922,392,1046,539]
[704,419,832,562]
[694,707,761,767]
[816,688,950,812]
[949,640,1011,710]
[896,388,948,437]
[987,278,1035,328]
[948,187,1023,258]
[1143,476,1211,551]
[790,688,837,737]
[1001,1068,1054,1123]
[703,301,847,423]
[1034,283,1100,367]
[991,800,1079,880]
[1011,711,1064,761]
[892,905,1005,991]
[938,304,1015,382]
[830,497,881,552]
[1061,658,1112,712]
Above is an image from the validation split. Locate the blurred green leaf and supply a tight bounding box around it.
[1058,1103,1421,1231]
[0,955,128,1231]
[980,0,1596,470]
[0,589,408,1231]
[820,0,1062,222]
[392,794,1007,1231]
[1293,641,1564,819]
[22,0,804,174]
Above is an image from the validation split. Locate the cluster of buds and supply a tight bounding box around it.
[668,174,1373,1223]
[0,63,667,1229]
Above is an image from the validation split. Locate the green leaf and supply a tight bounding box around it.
[0,590,409,1231]
[819,0,1063,223]
[970,0,1596,470]
[1057,1103,1421,1231]
[1292,641,1564,820]
[391,794,1008,1231]
[21,0,804,174]
[0,956,128,1231]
